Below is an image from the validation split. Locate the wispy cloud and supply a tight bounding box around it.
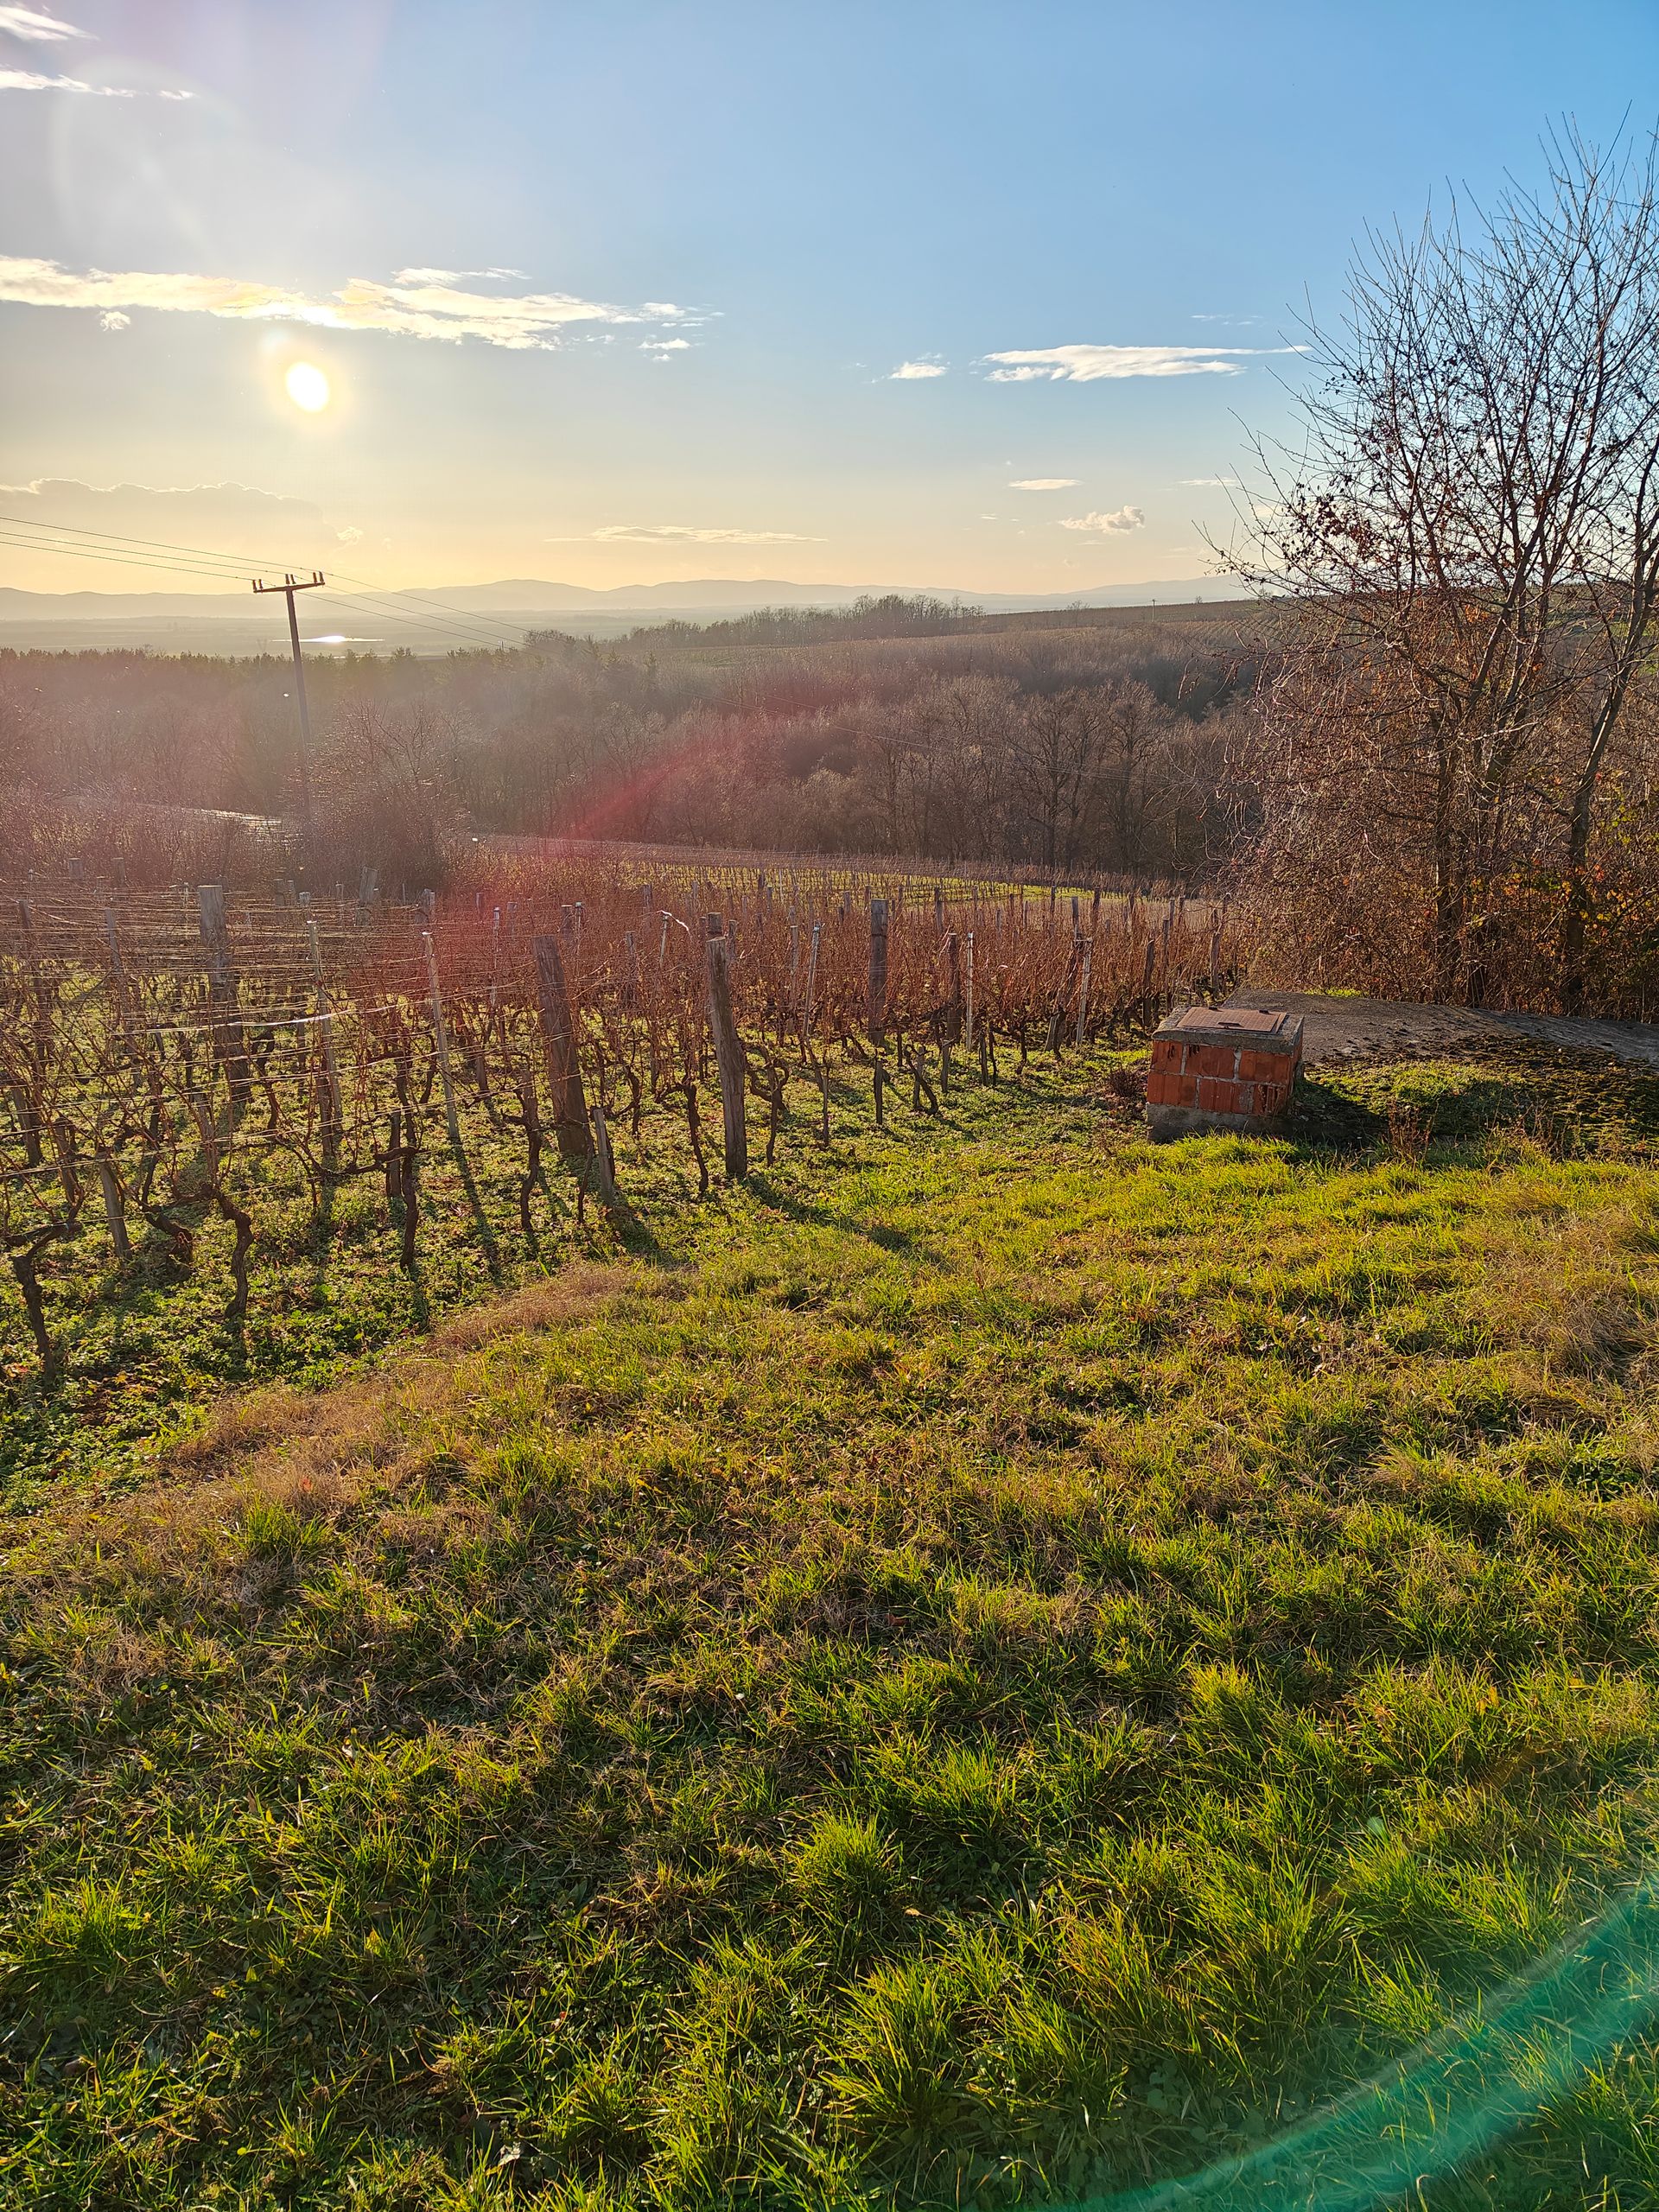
[3,474,313,502]
[1,5,191,94]
[0,475,359,556]
[1191,312,1262,325]
[1179,475,1241,487]
[0,64,99,86]
[985,343,1294,382]
[0,5,86,39]
[1058,506,1145,534]
[391,265,527,284]
[888,359,946,379]
[0,67,189,93]
[1008,477,1078,490]
[0,255,694,349]
[567,524,823,545]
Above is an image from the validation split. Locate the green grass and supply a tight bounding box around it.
[0,1082,707,1509]
[7,1043,1659,2208]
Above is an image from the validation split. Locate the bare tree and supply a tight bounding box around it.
[1008,688,1106,870]
[1097,682,1168,874]
[918,676,1018,862]
[1231,127,1659,1007]
[321,699,461,886]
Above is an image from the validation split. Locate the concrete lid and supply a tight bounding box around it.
[1156,1004,1305,1052]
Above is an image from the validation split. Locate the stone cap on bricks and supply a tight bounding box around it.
[1145,1004,1304,1138]
[1155,1004,1304,1058]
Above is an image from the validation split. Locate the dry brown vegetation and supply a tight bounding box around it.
[1230,131,1659,1019]
[0,599,1253,894]
[0,859,1236,1408]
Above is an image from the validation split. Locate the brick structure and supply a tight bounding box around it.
[1145,1005,1304,1138]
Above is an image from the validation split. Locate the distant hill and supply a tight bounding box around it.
[0,575,1248,655]
[403,576,1248,615]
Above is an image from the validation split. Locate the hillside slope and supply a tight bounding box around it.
[6,1046,1659,2210]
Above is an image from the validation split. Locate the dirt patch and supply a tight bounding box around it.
[1224,990,1659,1070]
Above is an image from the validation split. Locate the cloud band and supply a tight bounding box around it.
[0,255,691,350]
[985,342,1294,381]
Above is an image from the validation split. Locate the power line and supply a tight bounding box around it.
[0,532,516,652]
[297,579,522,651]
[0,539,522,655]
[0,531,262,584]
[0,511,263,566]
[301,584,519,649]
[2,528,528,654]
[0,533,493,647]
[0,511,536,653]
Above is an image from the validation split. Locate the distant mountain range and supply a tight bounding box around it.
[0,574,1248,653]
[383,575,1244,614]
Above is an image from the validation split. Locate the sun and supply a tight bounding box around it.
[284,361,331,413]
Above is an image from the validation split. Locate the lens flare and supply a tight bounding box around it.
[284,361,331,412]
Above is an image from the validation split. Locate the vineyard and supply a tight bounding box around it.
[0,857,1236,1486]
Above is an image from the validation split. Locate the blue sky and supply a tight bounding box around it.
[3,0,1656,594]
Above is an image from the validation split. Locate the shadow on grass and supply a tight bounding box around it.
[449,1139,505,1286]
[1291,1037,1659,1164]
[1286,1077,1392,1155]
[746,1172,950,1267]
[307,1169,340,1309]
[614,1207,671,1264]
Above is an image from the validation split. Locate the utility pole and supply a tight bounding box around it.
[253,571,326,840]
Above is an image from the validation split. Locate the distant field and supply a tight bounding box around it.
[6,1039,1659,2209]
[0,591,1258,659]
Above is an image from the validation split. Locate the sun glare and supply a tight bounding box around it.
[284,361,331,412]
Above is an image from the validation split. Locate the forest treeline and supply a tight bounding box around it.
[0,598,1260,887]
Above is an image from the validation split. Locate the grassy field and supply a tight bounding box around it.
[0,1089,664,1511]
[7,1041,1659,2209]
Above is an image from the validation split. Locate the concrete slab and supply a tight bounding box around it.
[1222,990,1659,1071]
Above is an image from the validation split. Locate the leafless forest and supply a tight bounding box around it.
[0,597,1253,893]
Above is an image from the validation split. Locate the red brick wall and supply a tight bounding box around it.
[1147,1033,1296,1120]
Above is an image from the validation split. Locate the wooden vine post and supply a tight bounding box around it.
[102,902,136,1050]
[800,915,827,1052]
[868,897,890,1044]
[704,915,748,1181]
[94,1160,130,1259]
[943,930,963,1043]
[804,920,822,1039]
[306,918,340,1166]
[423,931,463,1150]
[196,882,250,1106]
[868,896,890,1122]
[531,931,594,1166]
